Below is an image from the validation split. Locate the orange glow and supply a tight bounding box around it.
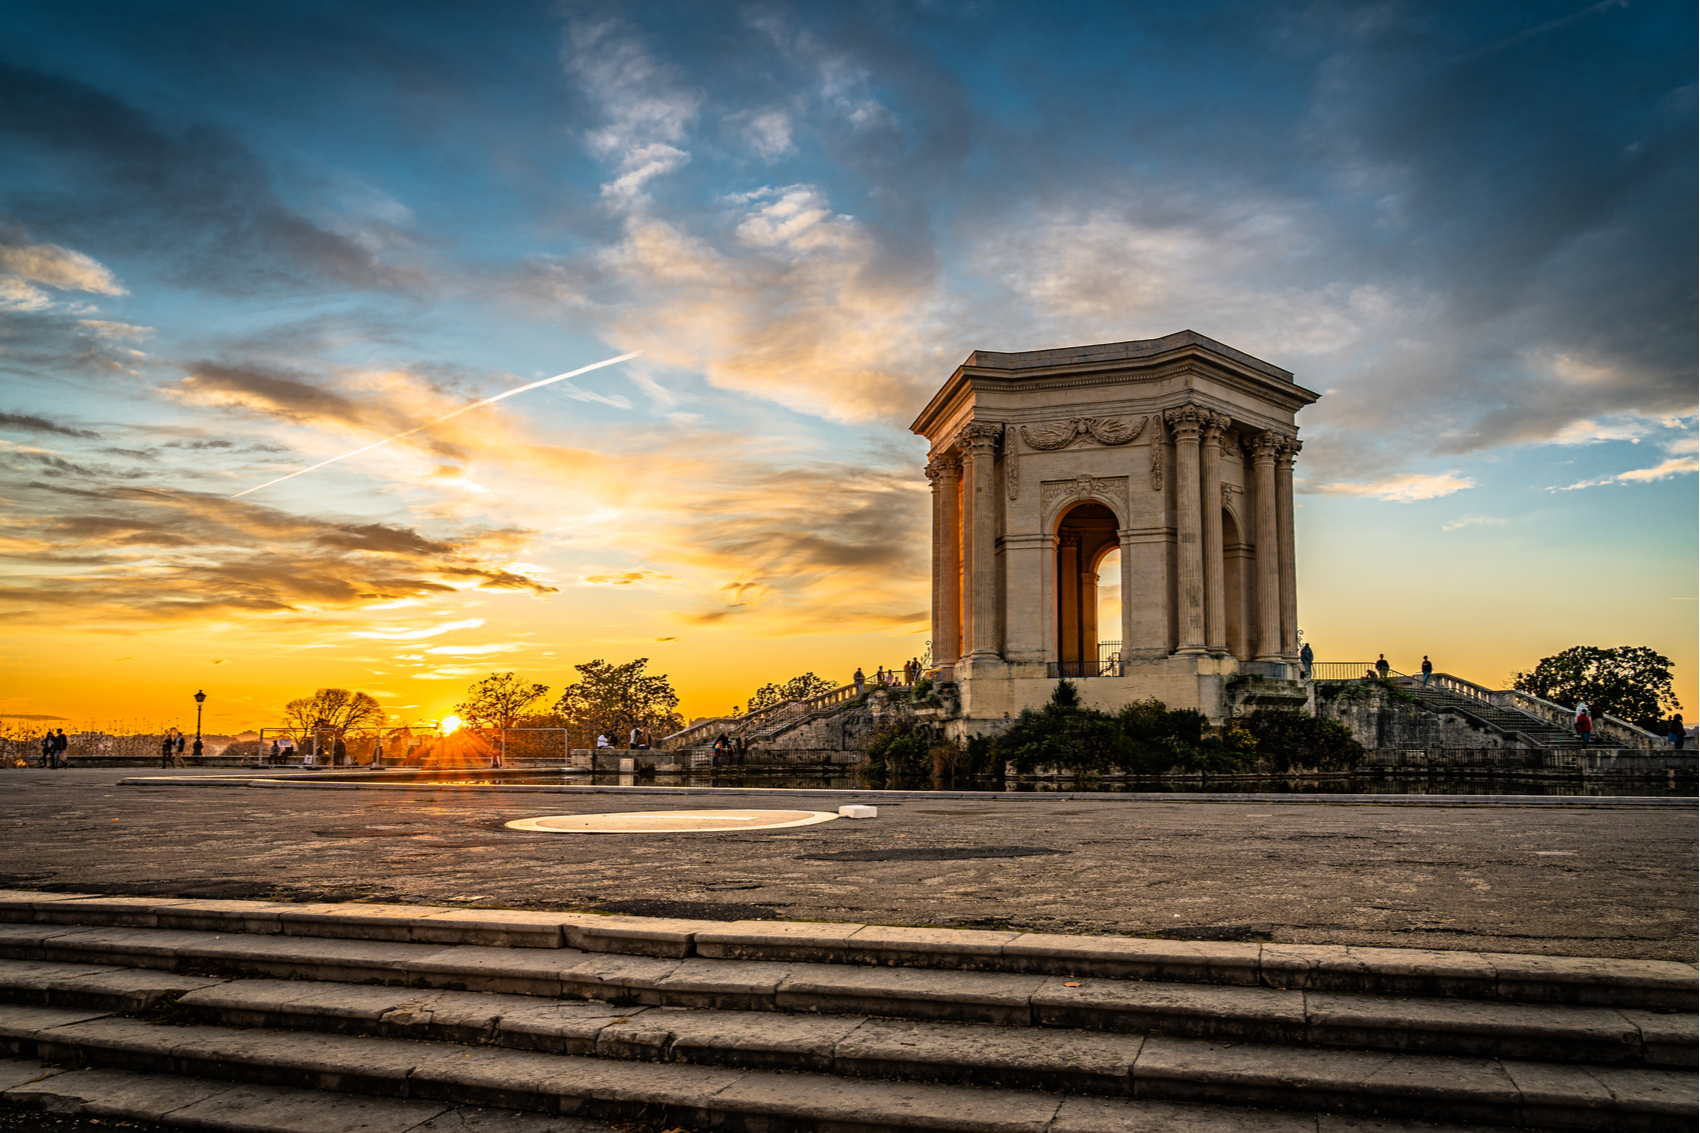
[439,715,462,735]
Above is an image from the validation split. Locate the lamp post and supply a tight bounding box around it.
[193,690,206,758]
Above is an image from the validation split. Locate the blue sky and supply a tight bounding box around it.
[0,0,1693,727]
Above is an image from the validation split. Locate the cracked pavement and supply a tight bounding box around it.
[0,770,1692,962]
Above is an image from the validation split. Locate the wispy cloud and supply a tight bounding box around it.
[1316,473,1475,502]
[1442,515,1509,532]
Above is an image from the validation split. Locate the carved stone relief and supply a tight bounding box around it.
[1010,416,1147,503]
[1042,474,1130,518]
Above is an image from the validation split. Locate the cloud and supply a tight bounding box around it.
[410,666,479,680]
[1557,456,1700,491]
[1442,515,1509,532]
[352,618,488,641]
[0,474,553,626]
[0,62,420,294]
[421,642,522,656]
[0,412,101,439]
[1316,473,1475,502]
[564,17,700,205]
[0,241,124,295]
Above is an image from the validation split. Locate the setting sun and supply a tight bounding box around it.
[439,715,462,736]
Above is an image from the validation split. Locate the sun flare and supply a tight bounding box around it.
[439,715,462,735]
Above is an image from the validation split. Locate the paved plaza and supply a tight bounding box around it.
[0,770,1693,962]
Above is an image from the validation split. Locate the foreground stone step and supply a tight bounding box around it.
[3,891,1693,1009]
[1,943,1693,1071]
[1,1009,1693,1131]
[0,1057,1566,1133]
[0,1057,616,1131]
[0,945,1692,1070]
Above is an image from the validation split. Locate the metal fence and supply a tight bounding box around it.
[1308,662,1392,681]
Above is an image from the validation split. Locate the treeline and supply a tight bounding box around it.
[867,681,1363,780]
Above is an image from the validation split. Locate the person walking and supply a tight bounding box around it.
[1299,642,1313,679]
[1374,655,1390,680]
[1667,714,1685,750]
[160,735,174,769]
[51,729,68,769]
[1420,656,1433,688]
[39,732,52,768]
[854,667,866,696]
[1575,706,1593,747]
[173,734,185,766]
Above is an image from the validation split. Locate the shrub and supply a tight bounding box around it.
[997,681,1131,775]
[865,718,937,779]
[1239,710,1363,772]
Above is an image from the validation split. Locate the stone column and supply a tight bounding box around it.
[959,422,1003,660]
[934,453,962,664]
[1276,436,1302,660]
[1200,412,1231,655]
[1080,561,1099,673]
[1057,534,1081,664]
[1251,432,1282,662]
[1164,406,1207,654]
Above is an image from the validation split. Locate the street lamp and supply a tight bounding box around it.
[193,690,206,758]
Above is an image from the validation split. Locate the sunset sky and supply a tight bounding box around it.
[2,0,1694,735]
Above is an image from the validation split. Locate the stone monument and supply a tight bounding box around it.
[910,330,1319,732]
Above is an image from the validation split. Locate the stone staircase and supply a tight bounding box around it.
[1392,681,1584,748]
[0,891,1693,1132]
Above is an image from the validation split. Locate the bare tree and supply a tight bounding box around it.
[281,689,385,741]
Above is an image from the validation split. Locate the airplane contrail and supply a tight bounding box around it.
[230,352,641,499]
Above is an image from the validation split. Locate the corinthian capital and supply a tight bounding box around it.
[954,420,1003,455]
[1200,410,1233,446]
[925,452,961,484]
[1250,431,1282,462]
[1275,435,1303,466]
[1163,404,1207,442]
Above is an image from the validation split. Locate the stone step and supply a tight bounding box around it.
[1,958,1693,1073]
[2,892,1693,1009]
[0,1057,616,1132]
[2,1008,1692,1131]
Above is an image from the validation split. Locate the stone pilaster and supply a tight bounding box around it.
[957,422,1002,660]
[1251,432,1283,662]
[1164,405,1207,654]
[931,452,962,664]
[1276,436,1301,660]
[1200,412,1231,655]
[1057,532,1081,664]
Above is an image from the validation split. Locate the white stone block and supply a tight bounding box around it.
[838,805,878,819]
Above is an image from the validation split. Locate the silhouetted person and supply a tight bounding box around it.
[1668,714,1685,750]
[39,733,52,768]
[1420,656,1433,688]
[51,729,67,769]
[1299,642,1313,678]
[1375,655,1390,680]
[854,668,866,696]
[161,736,174,768]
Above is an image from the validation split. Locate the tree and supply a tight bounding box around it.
[746,672,838,714]
[281,688,385,741]
[456,672,550,730]
[1512,646,1682,733]
[554,658,684,746]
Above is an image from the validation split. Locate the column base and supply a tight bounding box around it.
[1175,645,1208,655]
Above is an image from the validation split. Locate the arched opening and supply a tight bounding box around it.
[1097,548,1121,661]
[1222,507,1252,660]
[1055,501,1119,675]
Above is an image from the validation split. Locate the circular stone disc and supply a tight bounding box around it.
[505,809,839,834]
